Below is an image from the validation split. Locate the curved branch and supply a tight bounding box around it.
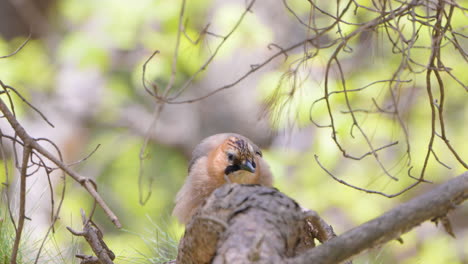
[288,171,468,264]
[0,97,121,228]
[176,172,467,264]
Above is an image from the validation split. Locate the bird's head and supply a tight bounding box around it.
[209,136,263,184]
[174,133,273,224]
[223,136,261,175]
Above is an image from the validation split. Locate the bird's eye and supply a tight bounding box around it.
[227,153,234,161]
[255,151,262,157]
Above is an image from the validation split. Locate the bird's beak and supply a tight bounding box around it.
[240,160,255,173]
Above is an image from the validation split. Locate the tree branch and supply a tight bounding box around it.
[176,172,467,264]
[10,145,31,264]
[288,171,468,264]
[67,209,115,264]
[0,96,121,228]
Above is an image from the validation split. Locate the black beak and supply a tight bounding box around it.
[240,160,256,173]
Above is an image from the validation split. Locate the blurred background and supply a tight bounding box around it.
[0,0,467,263]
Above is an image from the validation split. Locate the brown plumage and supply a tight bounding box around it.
[172,133,273,224]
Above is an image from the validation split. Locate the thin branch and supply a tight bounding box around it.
[168,0,258,100]
[141,50,160,97]
[315,155,421,198]
[34,162,67,264]
[0,97,121,228]
[0,34,31,59]
[0,81,55,127]
[10,145,31,264]
[136,0,189,205]
[67,144,102,167]
[334,57,398,180]
[0,129,18,231]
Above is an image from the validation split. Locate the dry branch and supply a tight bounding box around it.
[67,209,116,264]
[177,184,345,264]
[0,96,121,228]
[10,146,31,264]
[141,0,467,199]
[177,171,467,264]
[289,171,468,264]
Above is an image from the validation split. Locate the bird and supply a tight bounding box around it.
[172,133,273,224]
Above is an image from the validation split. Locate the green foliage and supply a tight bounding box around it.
[136,217,179,263]
[0,212,22,264]
[0,207,43,264]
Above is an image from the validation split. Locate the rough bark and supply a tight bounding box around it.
[67,210,115,264]
[177,172,468,264]
[177,184,337,264]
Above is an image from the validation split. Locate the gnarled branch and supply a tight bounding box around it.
[177,171,468,264]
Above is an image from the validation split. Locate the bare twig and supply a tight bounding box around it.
[0,96,121,228]
[0,129,18,232]
[169,0,258,100]
[67,144,102,167]
[315,155,421,198]
[136,0,189,205]
[0,34,31,59]
[10,145,31,264]
[0,81,55,127]
[271,0,466,196]
[67,209,115,264]
[33,142,67,264]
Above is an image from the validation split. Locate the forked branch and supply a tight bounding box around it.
[0,91,121,228]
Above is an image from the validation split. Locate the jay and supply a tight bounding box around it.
[173,133,273,224]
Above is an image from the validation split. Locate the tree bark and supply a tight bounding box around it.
[177,171,468,264]
[177,185,324,264]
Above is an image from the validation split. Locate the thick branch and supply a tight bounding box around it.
[177,172,467,264]
[178,185,305,263]
[177,184,339,264]
[288,171,468,264]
